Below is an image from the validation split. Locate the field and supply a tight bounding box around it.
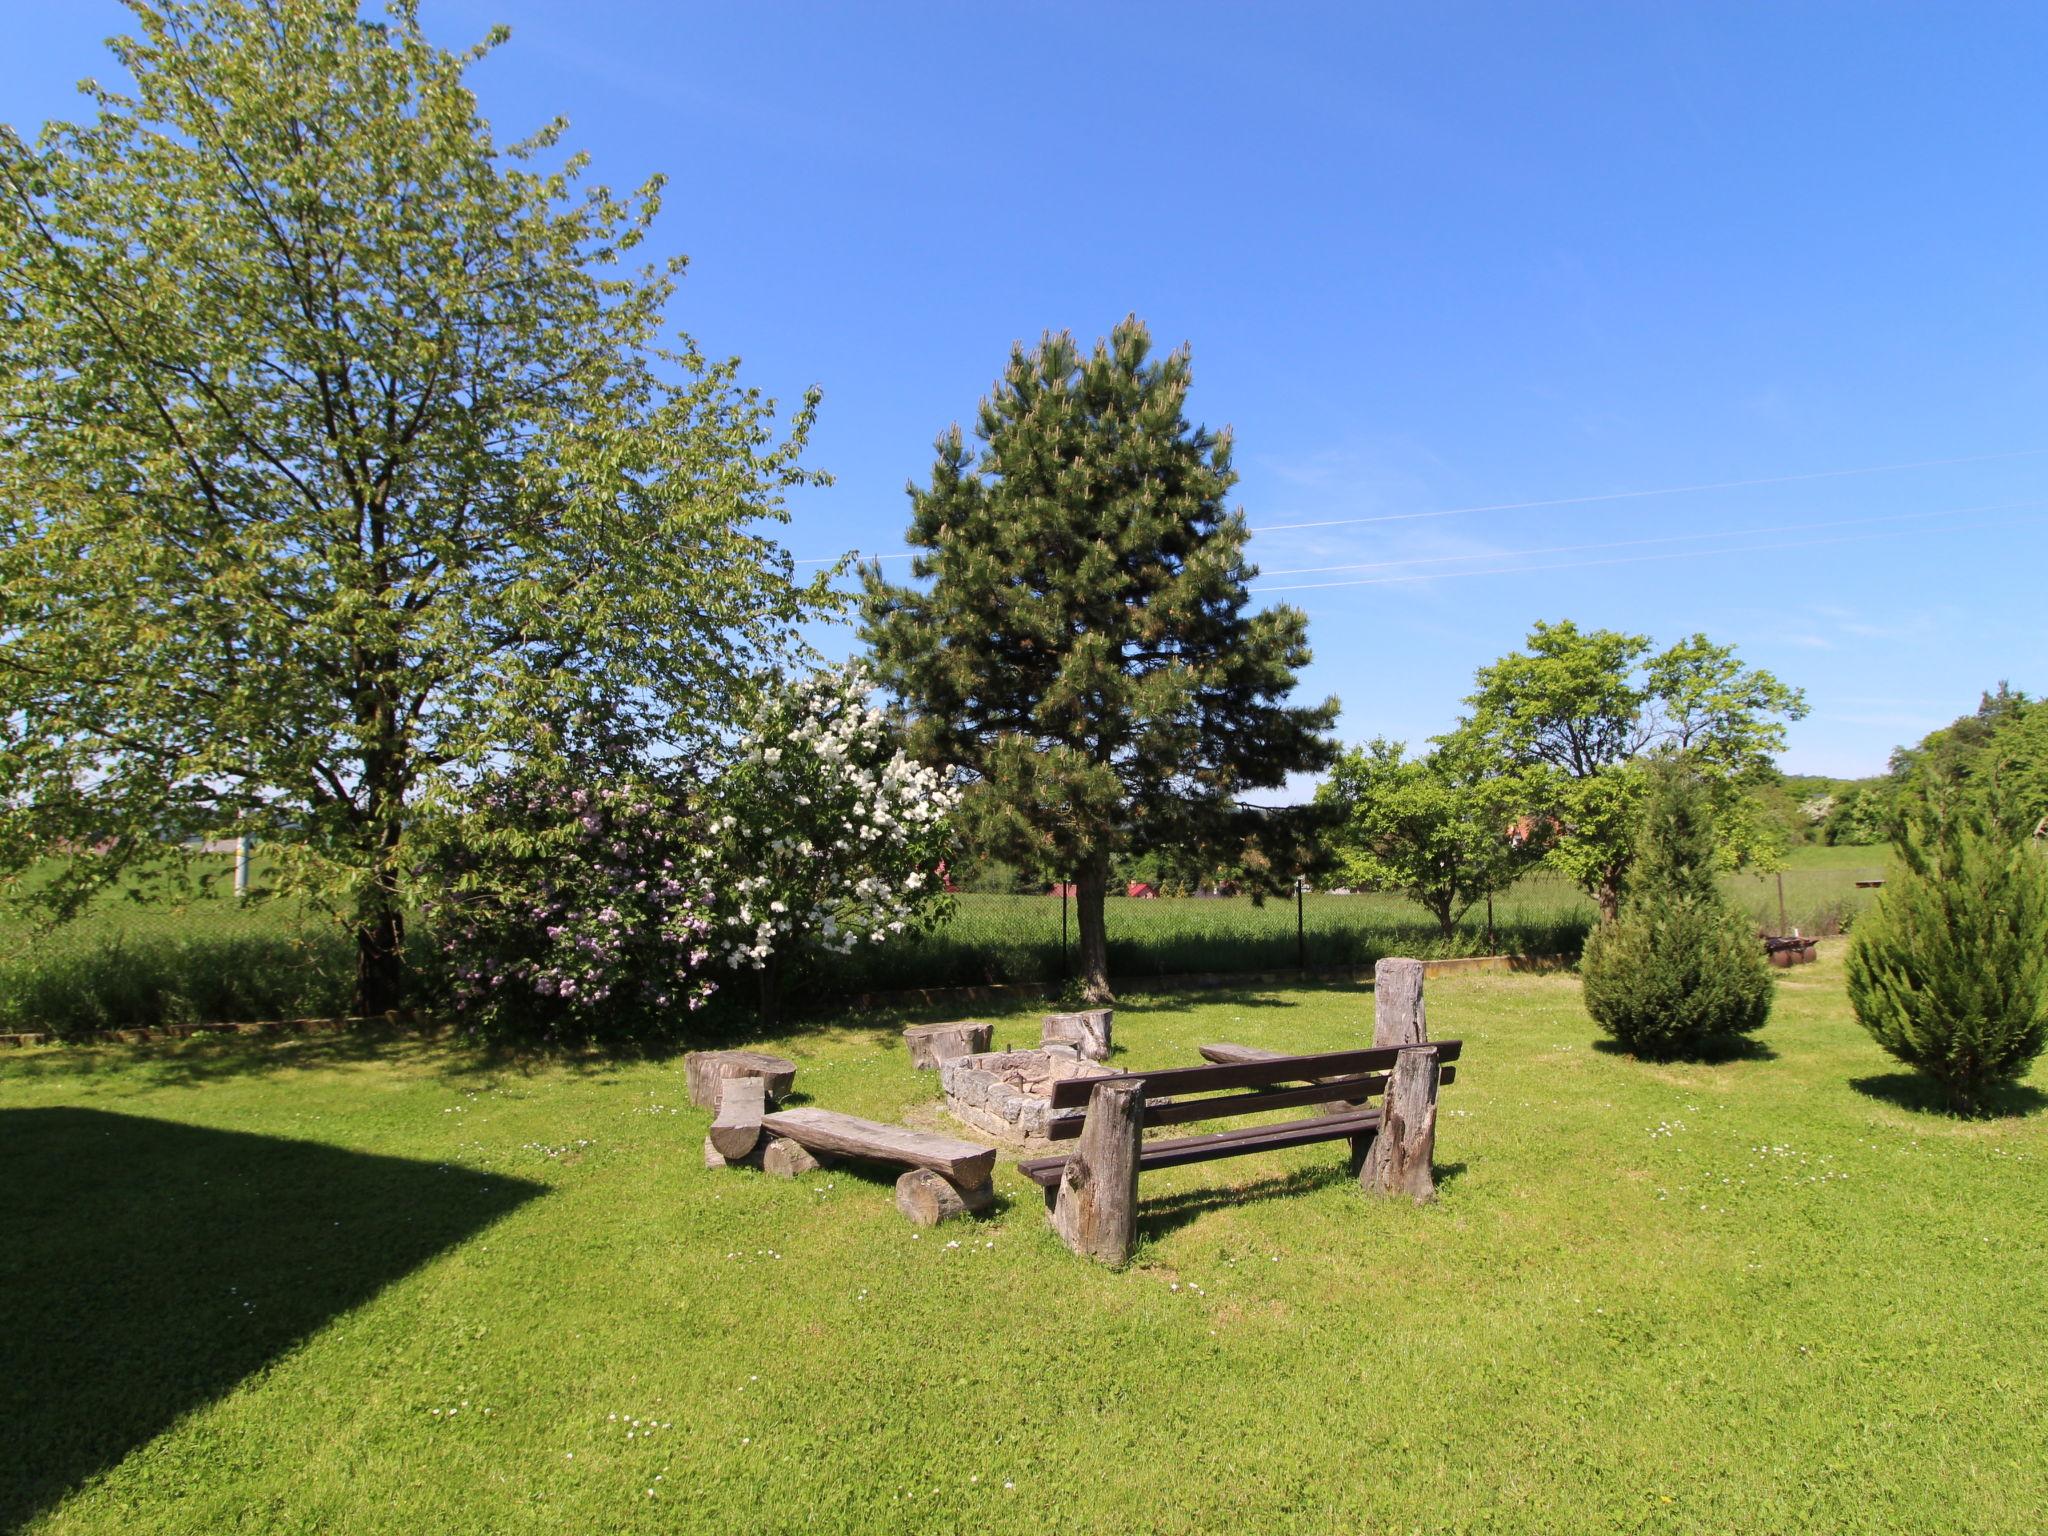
[0,847,1888,1033]
[5,945,2042,1534]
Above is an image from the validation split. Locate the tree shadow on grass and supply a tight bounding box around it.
[0,1107,544,1531]
[1589,1034,1780,1065]
[1849,1072,2048,1119]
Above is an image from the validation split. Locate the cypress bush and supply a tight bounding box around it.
[1845,788,2048,1113]
[1580,761,1774,1056]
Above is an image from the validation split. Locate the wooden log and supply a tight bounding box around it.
[1050,1077,1144,1265]
[1360,1044,1440,1203]
[1373,957,1428,1047]
[761,1136,826,1179]
[1198,1041,1359,1117]
[894,1167,995,1226]
[761,1108,997,1186]
[684,1049,797,1110]
[708,1076,766,1160]
[902,1019,994,1070]
[703,1134,765,1171]
[1042,1008,1113,1062]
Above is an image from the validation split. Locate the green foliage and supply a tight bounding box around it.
[0,930,359,1038]
[0,1,822,1011]
[1458,620,1806,917]
[1315,737,1534,936]
[1845,786,2048,1113]
[413,765,718,1043]
[1580,761,1775,1056]
[861,317,1337,997]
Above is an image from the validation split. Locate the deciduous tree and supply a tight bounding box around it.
[0,1,823,1010]
[1458,621,1805,919]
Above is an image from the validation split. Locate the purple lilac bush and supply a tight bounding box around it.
[419,771,718,1041]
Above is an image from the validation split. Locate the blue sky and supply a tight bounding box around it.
[7,2,2044,778]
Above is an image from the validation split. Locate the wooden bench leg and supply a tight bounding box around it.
[1051,1078,1144,1265]
[1360,1045,1440,1203]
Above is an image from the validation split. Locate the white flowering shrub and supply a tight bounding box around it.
[715,666,959,1000]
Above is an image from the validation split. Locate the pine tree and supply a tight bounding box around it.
[861,318,1337,1002]
[1580,759,1774,1056]
[1845,780,2048,1113]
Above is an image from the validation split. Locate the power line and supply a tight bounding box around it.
[1247,510,2044,594]
[786,445,2048,568]
[1244,446,2048,535]
[1250,499,2045,581]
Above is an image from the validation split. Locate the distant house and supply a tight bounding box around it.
[1125,881,1158,899]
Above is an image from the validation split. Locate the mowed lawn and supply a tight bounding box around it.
[3,949,2042,1534]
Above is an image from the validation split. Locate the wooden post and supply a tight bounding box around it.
[1050,1078,1144,1265]
[1360,1044,1441,1202]
[1373,957,1427,1047]
[1042,1009,1113,1062]
[708,1077,766,1161]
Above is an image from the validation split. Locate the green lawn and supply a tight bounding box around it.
[3,945,2040,1533]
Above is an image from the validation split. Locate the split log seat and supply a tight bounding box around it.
[1015,1041,1461,1193]
[759,1107,997,1224]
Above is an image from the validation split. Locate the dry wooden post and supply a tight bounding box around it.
[1050,1077,1144,1264]
[708,1076,766,1161]
[902,1020,994,1070]
[894,1167,995,1226]
[1373,957,1427,1047]
[1360,1044,1441,1203]
[760,1136,826,1179]
[1042,1008,1113,1062]
[684,1049,797,1110]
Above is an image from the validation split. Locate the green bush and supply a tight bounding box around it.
[1845,790,2048,1113]
[1581,761,1774,1056]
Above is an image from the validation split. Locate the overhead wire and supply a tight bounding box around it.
[787,445,2048,568]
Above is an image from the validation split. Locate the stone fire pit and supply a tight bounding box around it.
[940,1047,1113,1147]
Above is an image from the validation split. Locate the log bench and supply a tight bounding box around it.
[1016,1040,1461,1264]
[754,1108,999,1227]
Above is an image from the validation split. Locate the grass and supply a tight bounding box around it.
[4,945,2042,1533]
[1,846,1887,1031]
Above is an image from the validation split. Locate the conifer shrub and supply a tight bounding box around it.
[1845,785,2048,1113]
[1580,760,1774,1056]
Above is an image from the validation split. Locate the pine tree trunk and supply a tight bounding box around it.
[1075,855,1114,1005]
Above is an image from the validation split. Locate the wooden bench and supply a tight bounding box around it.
[753,1108,999,1227]
[1016,1039,1461,1264]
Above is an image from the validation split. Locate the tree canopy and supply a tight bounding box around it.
[0,0,824,1010]
[1458,620,1806,918]
[861,317,1337,1000]
[1315,737,1533,937]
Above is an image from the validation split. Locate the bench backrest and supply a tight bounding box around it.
[1044,1040,1462,1141]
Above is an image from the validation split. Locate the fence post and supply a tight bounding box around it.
[1061,880,1070,979]
[1296,877,1306,971]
